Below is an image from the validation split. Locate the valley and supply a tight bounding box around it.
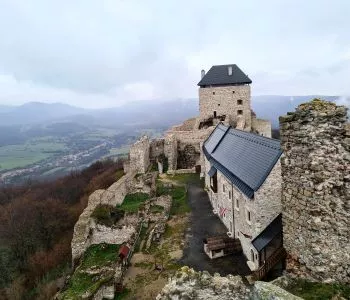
[0,126,162,185]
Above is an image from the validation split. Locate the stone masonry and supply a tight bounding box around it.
[279,99,350,283]
[199,85,252,131]
[129,135,150,173]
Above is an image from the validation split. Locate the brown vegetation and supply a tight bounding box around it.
[0,159,124,299]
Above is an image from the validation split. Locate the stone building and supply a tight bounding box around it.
[203,123,284,274]
[162,64,272,173]
[128,64,272,176]
[279,99,350,283]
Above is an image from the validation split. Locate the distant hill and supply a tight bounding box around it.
[0,102,85,125]
[0,96,342,129]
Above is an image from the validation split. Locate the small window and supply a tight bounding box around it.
[229,191,231,199]
[232,91,235,94]
[218,104,220,106]
[238,110,243,115]
[223,184,225,192]
[237,99,243,105]
[251,249,255,262]
[246,209,251,223]
[237,231,240,236]
[235,198,239,209]
[214,111,217,118]
[213,91,215,95]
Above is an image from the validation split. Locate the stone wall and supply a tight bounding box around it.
[164,134,177,171]
[170,117,197,131]
[156,266,301,300]
[199,85,252,131]
[129,136,150,173]
[150,138,165,162]
[71,171,136,264]
[279,99,350,283]
[252,117,272,138]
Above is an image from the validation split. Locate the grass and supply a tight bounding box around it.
[80,243,120,269]
[156,174,198,216]
[170,186,189,215]
[91,204,125,227]
[0,141,66,171]
[134,261,153,269]
[134,224,148,253]
[118,193,150,213]
[150,204,165,214]
[114,288,130,299]
[60,243,120,299]
[285,278,350,300]
[170,173,202,185]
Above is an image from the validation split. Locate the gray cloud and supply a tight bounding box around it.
[0,0,349,108]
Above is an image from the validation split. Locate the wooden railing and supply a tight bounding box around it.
[253,246,287,280]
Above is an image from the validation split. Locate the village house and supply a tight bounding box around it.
[203,123,284,275]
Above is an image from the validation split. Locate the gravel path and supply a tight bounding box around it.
[179,182,251,276]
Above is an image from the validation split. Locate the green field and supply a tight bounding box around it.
[0,141,66,171]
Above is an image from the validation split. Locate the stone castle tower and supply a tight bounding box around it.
[127,63,273,174]
[198,64,271,137]
[279,99,350,283]
[198,64,252,131]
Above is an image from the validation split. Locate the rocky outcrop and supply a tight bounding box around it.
[156,267,301,300]
[71,171,157,264]
[280,99,350,283]
[250,281,302,300]
[156,266,250,300]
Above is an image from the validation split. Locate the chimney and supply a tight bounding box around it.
[228,66,233,76]
[201,69,206,79]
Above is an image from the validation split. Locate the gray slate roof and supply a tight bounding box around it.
[203,124,282,199]
[198,64,252,86]
[252,214,282,252]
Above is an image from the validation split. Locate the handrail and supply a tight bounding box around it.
[253,246,286,280]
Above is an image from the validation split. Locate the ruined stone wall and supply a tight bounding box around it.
[164,134,177,171]
[170,117,197,131]
[149,138,164,161]
[280,99,350,283]
[129,136,150,173]
[199,85,251,131]
[252,117,272,138]
[164,127,213,171]
[71,171,136,264]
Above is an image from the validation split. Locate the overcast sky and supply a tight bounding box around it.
[0,0,349,108]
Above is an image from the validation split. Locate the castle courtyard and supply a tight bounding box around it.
[179,178,250,276]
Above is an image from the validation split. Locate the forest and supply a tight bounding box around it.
[0,159,125,300]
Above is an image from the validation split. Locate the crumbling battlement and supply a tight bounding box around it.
[129,135,150,173]
[279,99,350,283]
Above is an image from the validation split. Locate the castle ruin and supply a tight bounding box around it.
[127,64,272,175]
[279,99,350,283]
